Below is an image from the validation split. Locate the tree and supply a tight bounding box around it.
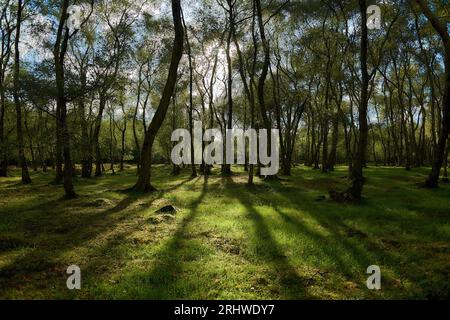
[181,8,197,178]
[0,0,14,177]
[53,0,77,197]
[13,0,31,184]
[91,1,137,177]
[415,0,450,188]
[53,0,93,198]
[133,0,184,192]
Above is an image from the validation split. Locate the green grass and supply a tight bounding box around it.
[0,165,449,299]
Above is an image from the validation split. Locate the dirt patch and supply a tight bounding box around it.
[210,236,241,255]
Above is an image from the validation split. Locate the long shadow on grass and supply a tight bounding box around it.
[263,175,445,297]
[115,176,209,299]
[0,174,194,297]
[221,177,314,299]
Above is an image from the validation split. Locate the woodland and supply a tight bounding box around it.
[0,0,449,299]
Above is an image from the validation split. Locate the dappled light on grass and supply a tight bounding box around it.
[1,165,449,299]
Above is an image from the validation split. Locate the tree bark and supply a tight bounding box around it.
[79,68,92,178]
[328,114,339,171]
[347,0,369,200]
[13,0,31,184]
[0,1,12,177]
[93,91,107,177]
[133,0,184,192]
[119,103,127,171]
[182,10,197,178]
[54,0,76,198]
[255,0,271,132]
[415,0,450,188]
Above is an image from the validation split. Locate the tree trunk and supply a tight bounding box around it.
[415,0,450,188]
[54,109,64,183]
[109,108,116,175]
[0,93,7,176]
[80,70,92,178]
[13,0,31,184]
[182,10,197,178]
[0,0,12,177]
[346,0,369,200]
[133,0,184,192]
[0,56,8,177]
[222,1,235,176]
[132,63,144,175]
[171,96,180,175]
[93,92,107,177]
[247,0,258,186]
[54,0,76,198]
[442,142,449,183]
[23,107,37,171]
[119,103,127,171]
[328,115,339,171]
[255,0,271,133]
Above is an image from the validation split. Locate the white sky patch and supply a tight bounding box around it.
[21,13,54,64]
[141,2,161,17]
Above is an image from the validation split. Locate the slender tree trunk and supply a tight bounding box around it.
[346,0,369,200]
[23,107,37,171]
[247,0,258,185]
[328,115,339,171]
[0,1,12,177]
[0,66,7,177]
[93,92,107,177]
[13,0,31,184]
[255,0,271,133]
[222,1,235,176]
[133,0,184,192]
[54,0,76,198]
[171,95,180,175]
[415,0,450,188]
[442,142,449,183]
[132,64,144,175]
[0,91,7,177]
[54,109,63,183]
[80,69,92,178]
[109,108,116,175]
[182,10,197,178]
[80,101,92,178]
[119,103,127,171]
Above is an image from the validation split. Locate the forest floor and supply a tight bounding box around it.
[0,165,449,299]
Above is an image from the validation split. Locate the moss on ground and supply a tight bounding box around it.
[0,165,449,299]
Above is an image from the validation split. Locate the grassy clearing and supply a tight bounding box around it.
[0,165,449,299]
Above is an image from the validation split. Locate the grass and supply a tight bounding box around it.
[0,164,449,299]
